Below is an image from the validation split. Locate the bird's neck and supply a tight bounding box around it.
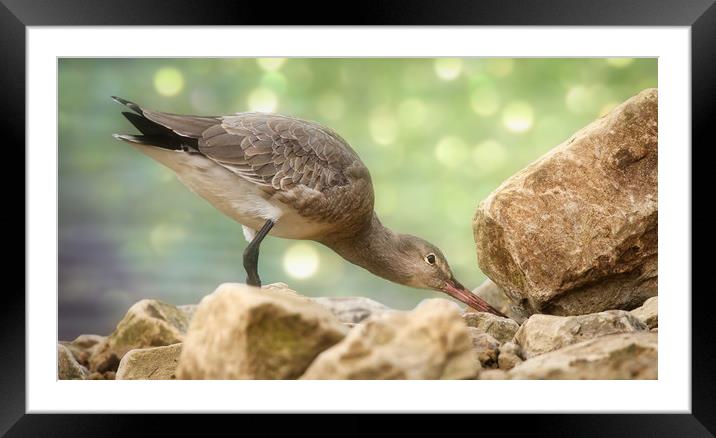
[320,213,413,286]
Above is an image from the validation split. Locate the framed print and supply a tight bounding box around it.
[6,0,710,434]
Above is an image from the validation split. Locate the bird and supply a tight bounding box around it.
[111,96,505,317]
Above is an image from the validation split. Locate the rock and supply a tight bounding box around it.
[509,332,657,379]
[116,343,182,380]
[262,282,293,293]
[174,282,290,322]
[417,298,462,312]
[76,351,90,367]
[60,334,106,366]
[630,296,658,329]
[89,299,189,372]
[500,341,523,358]
[498,352,522,371]
[88,371,115,380]
[177,305,198,322]
[514,310,647,358]
[301,299,479,380]
[462,312,520,344]
[468,328,500,368]
[70,334,105,350]
[474,88,658,315]
[58,344,88,380]
[498,342,524,370]
[473,279,531,324]
[479,369,509,380]
[310,296,391,324]
[176,283,347,380]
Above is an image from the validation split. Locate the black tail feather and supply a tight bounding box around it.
[112,97,198,151]
[111,96,143,115]
[122,112,169,136]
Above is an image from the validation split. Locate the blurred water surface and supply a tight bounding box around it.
[58,58,657,339]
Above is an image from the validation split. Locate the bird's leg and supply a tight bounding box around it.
[243,219,275,287]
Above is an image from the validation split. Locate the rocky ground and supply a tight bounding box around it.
[59,88,658,380]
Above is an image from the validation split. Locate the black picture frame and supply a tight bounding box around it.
[4,0,709,435]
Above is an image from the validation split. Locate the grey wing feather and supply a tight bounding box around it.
[141,109,219,138]
[197,113,364,192]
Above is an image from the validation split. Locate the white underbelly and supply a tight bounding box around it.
[133,145,330,240]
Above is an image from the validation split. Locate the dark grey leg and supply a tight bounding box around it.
[243,219,275,287]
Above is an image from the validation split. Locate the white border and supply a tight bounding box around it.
[28,27,691,413]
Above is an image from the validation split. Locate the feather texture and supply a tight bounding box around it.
[196,113,363,193]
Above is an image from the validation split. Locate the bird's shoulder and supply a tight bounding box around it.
[197,112,368,192]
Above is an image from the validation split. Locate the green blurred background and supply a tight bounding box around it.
[58,58,657,339]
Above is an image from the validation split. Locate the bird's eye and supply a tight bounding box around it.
[425,253,436,265]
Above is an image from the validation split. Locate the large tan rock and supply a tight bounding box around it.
[474,88,658,315]
[630,296,658,329]
[89,300,189,372]
[172,284,300,324]
[509,332,657,379]
[58,344,89,380]
[514,310,647,358]
[176,283,348,380]
[116,343,182,380]
[300,299,479,380]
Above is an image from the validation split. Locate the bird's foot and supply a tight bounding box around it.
[246,274,262,288]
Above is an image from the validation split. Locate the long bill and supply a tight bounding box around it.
[442,279,508,318]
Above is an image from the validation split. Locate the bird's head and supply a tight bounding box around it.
[395,235,507,317]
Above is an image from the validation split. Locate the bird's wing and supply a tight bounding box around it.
[198,113,365,192]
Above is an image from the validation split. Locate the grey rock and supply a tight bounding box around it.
[630,296,658,329]
[509,332,657,379]
[514,310,647,358]
[311,296,392,324]
[462,311,520,344]
[58,344,89,380]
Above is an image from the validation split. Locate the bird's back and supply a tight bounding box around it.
[199,112,364,193]
[114,98,376,240]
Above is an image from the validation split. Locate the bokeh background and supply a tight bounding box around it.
[58,58,657,339]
